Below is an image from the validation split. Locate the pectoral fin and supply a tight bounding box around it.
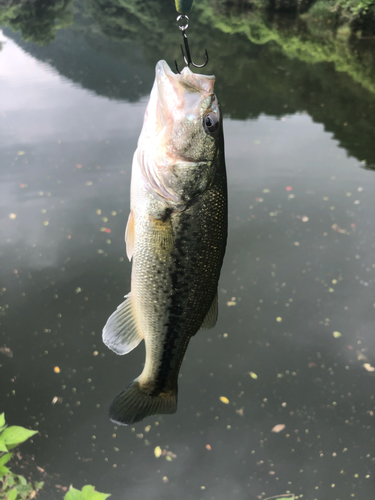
[125,211,135,261]
[200,291,218,330]
[102,293,143,355]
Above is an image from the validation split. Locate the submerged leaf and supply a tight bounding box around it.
[271,424,286,433]
[219,396,230,404]
[264,495,295,500]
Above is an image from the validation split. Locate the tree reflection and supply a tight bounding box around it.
[0,0,73,45]
[1,0,375,165]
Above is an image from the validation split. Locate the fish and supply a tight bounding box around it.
[102,60,227,425]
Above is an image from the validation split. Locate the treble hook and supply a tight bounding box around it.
[174,14,208,74]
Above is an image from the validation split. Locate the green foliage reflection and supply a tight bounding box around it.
[0,0,73,45]
[1,0,375,165]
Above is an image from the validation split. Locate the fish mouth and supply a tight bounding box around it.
[154,61,179,128]
[153,60,216,130]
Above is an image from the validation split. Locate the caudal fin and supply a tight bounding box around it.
[109,380,177,425]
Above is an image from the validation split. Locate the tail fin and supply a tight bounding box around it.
[109,380,177,425]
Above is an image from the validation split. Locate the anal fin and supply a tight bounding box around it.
[102,293,142,355]
[199,291,218,331]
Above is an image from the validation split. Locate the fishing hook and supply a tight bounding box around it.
[174,14,208,74]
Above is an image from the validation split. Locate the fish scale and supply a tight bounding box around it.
[135,179,226,383]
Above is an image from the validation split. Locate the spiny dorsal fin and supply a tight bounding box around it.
[200,291,218,330]
[102,293,142,355]
[125,211,135,261]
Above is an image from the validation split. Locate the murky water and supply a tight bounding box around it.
[1,2,375,499]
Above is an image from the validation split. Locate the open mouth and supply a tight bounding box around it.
[153,60,216,130]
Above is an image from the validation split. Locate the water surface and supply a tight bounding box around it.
[1,3,375,499]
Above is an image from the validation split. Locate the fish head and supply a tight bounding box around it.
[138,60,223,204]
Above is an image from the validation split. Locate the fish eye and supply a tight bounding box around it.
[204,113,219,134]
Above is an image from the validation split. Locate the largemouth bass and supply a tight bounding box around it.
[103,60,227,425]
